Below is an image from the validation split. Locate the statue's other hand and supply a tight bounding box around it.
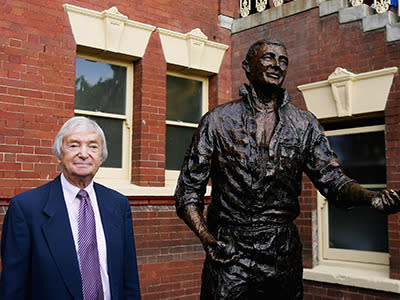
[200,232,237,264]
[371,189,400,214]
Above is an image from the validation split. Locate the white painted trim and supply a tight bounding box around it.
[94,179,211,196]
[63,4,155,58]
[324,124,385,136]
[304,262,400,293]
[298,67,398,119]
[74,109,127,120]
[157,27,229,74]
[218,14,234,30]
[166,120,198,128]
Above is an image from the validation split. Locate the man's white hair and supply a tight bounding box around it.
[52,116,108,161]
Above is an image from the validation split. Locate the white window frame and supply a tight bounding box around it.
[74,53,133,184]
[318,124,388,266]
[165,71,208,186]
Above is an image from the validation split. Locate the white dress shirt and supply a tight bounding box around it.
[61,173,111,300]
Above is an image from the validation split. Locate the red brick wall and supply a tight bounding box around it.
[231,4,400,282]
[0,0,75,196]
[132,205,204,299]
[132,33,167,186]
[219,0,239,19]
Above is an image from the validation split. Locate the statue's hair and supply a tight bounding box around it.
[52,116,108,161]
[244,39,287,63]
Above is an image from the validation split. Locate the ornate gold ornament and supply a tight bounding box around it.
[273,0,284,6]
[350,0,390,13]
[351,0,364,6]
[256,0,268,12]
[240,0,251,17]
[374,0,390,13]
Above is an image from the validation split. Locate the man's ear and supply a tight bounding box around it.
[57,159,64,170]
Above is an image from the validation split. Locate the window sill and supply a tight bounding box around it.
[303,260,400,294]
[95,179,211,197]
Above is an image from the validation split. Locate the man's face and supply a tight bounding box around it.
[245,43,288,88]
[60,130,103,184]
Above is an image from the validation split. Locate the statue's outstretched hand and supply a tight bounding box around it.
[371,189,400,214]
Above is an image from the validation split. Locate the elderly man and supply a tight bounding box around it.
[174,39,400,299]
[0,116,141,299]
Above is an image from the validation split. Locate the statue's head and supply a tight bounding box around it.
[242,39,288,89]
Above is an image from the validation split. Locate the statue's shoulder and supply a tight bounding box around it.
[283,102,318,121]
[281,102,321,133]
[207,97,246,117]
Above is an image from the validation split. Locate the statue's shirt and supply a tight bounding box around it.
[175,84,353,229]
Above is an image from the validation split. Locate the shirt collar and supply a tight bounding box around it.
[60,173,95,201]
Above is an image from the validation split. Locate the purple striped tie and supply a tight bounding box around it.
[77,189,104,300]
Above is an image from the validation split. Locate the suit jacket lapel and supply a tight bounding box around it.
[41,176,82,300]
[95,184,123,300]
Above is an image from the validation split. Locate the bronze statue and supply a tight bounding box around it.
[174,39,400,299]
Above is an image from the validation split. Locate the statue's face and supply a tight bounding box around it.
[246,43,288,89]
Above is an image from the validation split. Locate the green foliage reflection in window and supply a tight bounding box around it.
[75,58,126,115]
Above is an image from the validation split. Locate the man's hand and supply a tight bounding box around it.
[371,189,400,214]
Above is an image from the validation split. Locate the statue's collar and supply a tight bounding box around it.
[239,83,290,113]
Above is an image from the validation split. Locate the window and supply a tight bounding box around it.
[165,72,208,185]
[74,54,133,183]
[318,124,388,265]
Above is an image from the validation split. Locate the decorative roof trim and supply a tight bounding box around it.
[63,4,156,58]
[157,27,229,74]
[298,67,398,118]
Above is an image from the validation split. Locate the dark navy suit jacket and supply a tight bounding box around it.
[0,175,141,300]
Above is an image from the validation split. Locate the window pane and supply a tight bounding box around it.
[328,202,388,252]
[166,125,196,170]
[75,114,123,168]
[75,58,126,115]
[327,131,386,184]
[166,75,203,123]
[327,130,387,252]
